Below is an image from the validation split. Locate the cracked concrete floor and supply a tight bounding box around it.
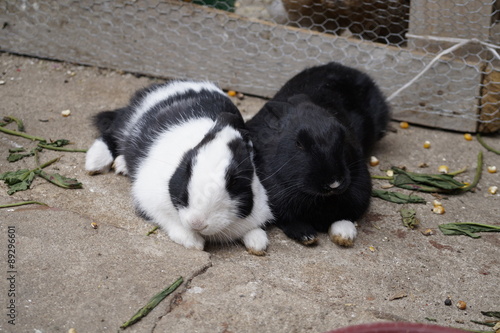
[0,53,499,333]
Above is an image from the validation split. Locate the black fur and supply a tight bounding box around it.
[246,62,390,243]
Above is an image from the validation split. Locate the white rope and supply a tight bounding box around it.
[387,34,500,102]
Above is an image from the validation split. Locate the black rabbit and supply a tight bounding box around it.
[246,62,390,246]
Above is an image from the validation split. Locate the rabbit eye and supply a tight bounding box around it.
[296,140,304,150]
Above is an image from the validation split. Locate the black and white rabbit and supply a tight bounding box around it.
[246,62,390,246]
[85,80,273,255]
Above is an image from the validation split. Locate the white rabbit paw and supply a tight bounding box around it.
[168,228,205,251]
[328,220,357,247]
[85,138,113,175]
[242,228,268,256]
[112,155,128,175]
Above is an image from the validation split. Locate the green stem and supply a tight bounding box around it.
[146,226,159,236]
[4,115,25,132]
[461,151,483,192]
[120,276,183,329]
[0,201,48,209]
[38,143,87,153]
[449,166,467,176]
[477,133,500,155]
[37,157,61,170]
[371,175,394,180]
[0,125,45,141]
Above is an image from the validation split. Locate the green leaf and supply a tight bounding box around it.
[372,189,426,204]
[0,170,37,195]
[38,170,82,189]
[192,0,235,12]
[392,167,465,192]
[470,320,496,328]
[438,223,500,238]
[121,277,183,329]
[1,169,32,185]
[400,208,419,229]
[40,139,70,147]
[481,311,500,319]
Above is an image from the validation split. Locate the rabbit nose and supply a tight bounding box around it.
[189,220,207,231]
[329,181,342,189]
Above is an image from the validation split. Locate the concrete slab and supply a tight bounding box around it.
[0,52,499,333]
[0,208,211,333]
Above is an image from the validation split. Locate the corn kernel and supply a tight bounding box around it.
[457,300,467,310]
[421,229,434,236]
[369,246,376,252]
[464,133,473,141]
[61,109,71,117]
[487,166,497,174]
[227,90,237,97]
[438,165,449,174]
[400,121,409,129]
[91,222,98,229]
[488,186,498,195]
[432,200,442,207]
[423,141,431,149]
[386,170,394,177]
[432,205,445,215]
[369,156,379,167]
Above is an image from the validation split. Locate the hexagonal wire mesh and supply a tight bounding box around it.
[0,0,499,132]
[234,0,500,132]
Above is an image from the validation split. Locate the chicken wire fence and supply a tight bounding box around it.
[1,0,499,132]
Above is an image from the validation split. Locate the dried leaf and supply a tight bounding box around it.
[372,189,426,204]
[438,223,500,238]
[400,208,419,229]
[389,292,407,301]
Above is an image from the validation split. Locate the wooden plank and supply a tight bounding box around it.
[0,0,482,131]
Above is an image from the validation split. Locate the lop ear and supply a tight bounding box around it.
[287,93,312,106]
[262,101,290,119]
[216,112,246,130]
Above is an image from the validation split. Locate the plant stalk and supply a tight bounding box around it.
[0,201,48,209]
[461,151,483,192]
[0,125,45,141]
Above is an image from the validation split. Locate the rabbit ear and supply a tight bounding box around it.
[216,112,246,130]
[263,100,290,118]
[287,94,312,106]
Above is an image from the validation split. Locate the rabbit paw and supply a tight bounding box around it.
[85,138,113,175]
[329,220,357,247]
[243,228,268,256]
[168,227,205,251]
[112,155,128,175]
[282,224,318,246]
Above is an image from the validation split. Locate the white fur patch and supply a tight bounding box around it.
[179,126,243,236]
[328,219,357,241]
[85,138,114,174]
[112,155,128,175]
[242,228,269,254]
